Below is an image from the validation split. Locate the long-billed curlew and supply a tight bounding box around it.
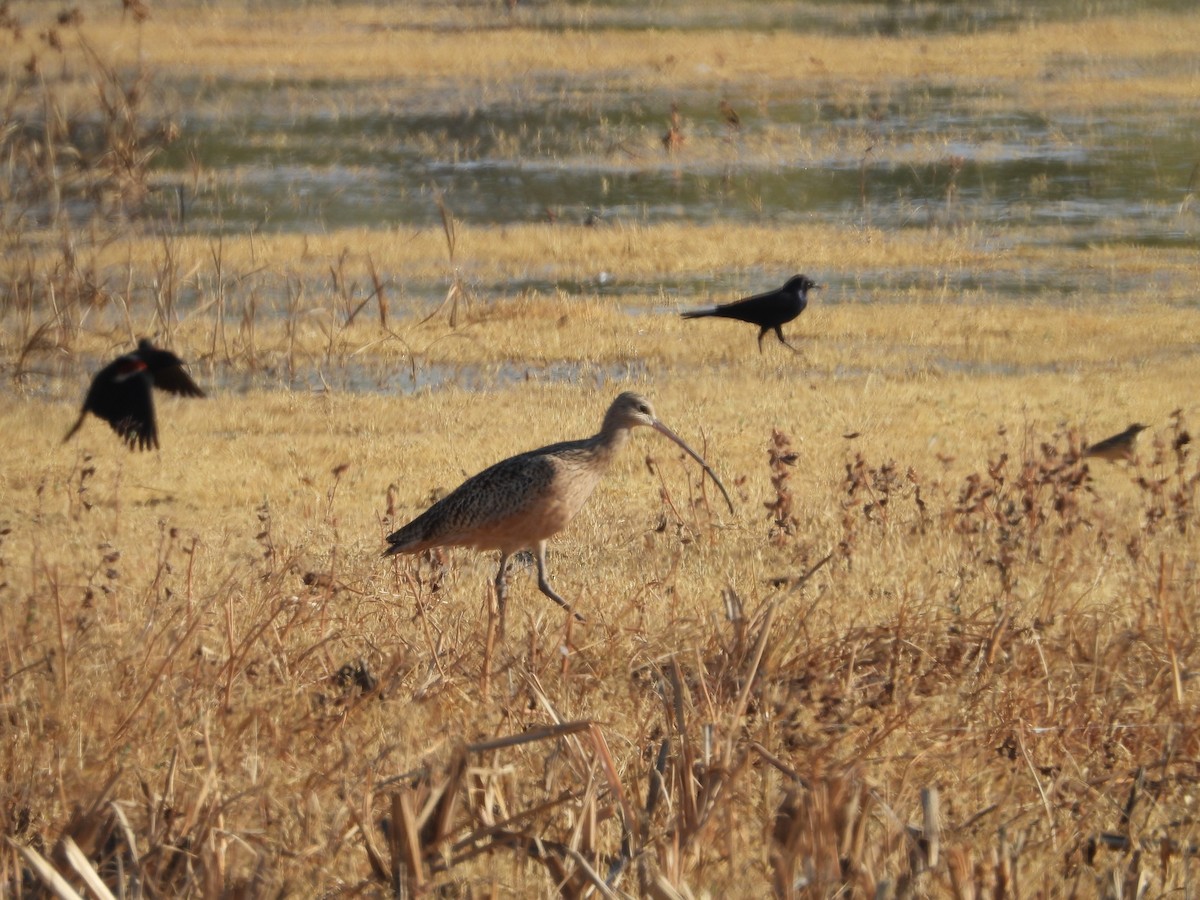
[63,338,205,451]
[681,275,819,353]
[382,392,734,623]
[1082,423,1148,462]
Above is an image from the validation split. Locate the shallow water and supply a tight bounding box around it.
[155,65,1199,264]
[28,2,1200,388]
[149,75,1197,312]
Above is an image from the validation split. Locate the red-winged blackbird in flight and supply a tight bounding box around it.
[63,339,205,451]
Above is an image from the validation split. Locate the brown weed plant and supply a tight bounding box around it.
[0,6,175,228]
[765,428,800,545]
[1,4,178,355]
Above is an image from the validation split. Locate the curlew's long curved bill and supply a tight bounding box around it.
[649,419,736,514]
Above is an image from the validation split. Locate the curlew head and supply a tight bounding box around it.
[602,392,660,432]
[605,392,736,514]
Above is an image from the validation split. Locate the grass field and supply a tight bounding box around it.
[2,2,1200,897]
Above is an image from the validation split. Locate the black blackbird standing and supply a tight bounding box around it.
[681,275,819,353]
[63,338,205,451]
[1082,423,1148,462]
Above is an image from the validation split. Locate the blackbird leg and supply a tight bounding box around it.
[775,326,802,354]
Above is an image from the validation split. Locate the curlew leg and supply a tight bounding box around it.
[494,552,511,631]
[534,542,586,623]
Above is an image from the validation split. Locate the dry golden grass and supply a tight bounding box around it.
[4,2,1200,897]
[8,219,1198,368]
[34,11,1200,97]
[12,217,1199,298]
[6,4,1200,115]
[4,290,1199,894]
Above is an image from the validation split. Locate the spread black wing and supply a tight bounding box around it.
[63,340,204,451]
[70,355,159,450]
[137,339,206,397]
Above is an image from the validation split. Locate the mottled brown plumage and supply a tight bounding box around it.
[382,392,734,624]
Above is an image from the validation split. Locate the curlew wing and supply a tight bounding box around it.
[384,452,561,555]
